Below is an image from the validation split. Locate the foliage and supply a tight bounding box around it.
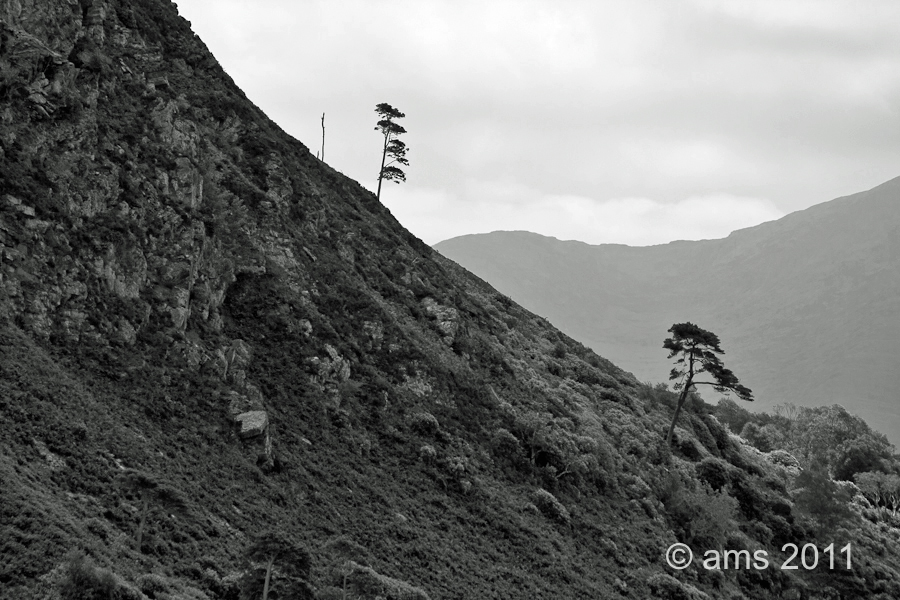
[855,471,900,512]
[832,433,893,481]
[695,457,736,491]
[793,465,855,535]
[659,474,738,550]
[57,553,141,600]
[786,405,894,480]
[533,488,571,524]
[714,397,754,434]
[551,342,567,359]
[766,449,802,472]
[344,561,430,600]
[646,573,709,600]
[408,411,440,436]
[662,322,752,444]
[739,421,783,452]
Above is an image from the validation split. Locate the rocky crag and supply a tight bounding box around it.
[2,2,900,599]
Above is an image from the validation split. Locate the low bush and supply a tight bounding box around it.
[533,488,570,524]
[793,465,855,535]
[660,475,737,550]
[689,414,719,456]
[695,457,734,491]
[407,412,440,436]
[136,573,170,596]
[344,561,430,600]
[58,553,141,600]
[490,428,523,467]
[646,572,709,600]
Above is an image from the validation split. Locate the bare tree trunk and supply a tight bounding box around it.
[320,113,325,161]
[665,383,692,445]
[376,131,389,201]
[666,354,696,444]
[262,557,274,600]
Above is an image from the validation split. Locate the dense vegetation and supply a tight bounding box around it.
[2,1,900,599]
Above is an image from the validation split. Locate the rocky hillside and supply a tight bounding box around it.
[3,2,900,599]
[435,178,900,443]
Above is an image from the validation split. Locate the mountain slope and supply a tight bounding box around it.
[3,2,900,600]
[434,178,900,442]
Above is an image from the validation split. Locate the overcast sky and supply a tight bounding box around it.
[176,0,900,246]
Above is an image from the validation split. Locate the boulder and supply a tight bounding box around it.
[235,411,268,438]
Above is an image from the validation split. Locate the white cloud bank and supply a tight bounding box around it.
[176,0,899,247]
[383,185,784,246]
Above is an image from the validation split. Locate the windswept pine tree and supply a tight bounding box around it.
[663,322,752,444]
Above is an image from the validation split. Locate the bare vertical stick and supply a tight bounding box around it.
[320,113,325,161]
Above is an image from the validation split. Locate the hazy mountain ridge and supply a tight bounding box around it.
[3,1,900,599]
[435,177,900,441]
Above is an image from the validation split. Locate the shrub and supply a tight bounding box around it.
[855,471,900,511]
[740,422,775,452]
[551,342,567,359]
[344,561,430,600]
[533,488,570,524]
[730,477,769,521]
[660,476,738,550]
[761,513,794,546]
[689,414,719,456]
[833,434,893,482]
[695,457,734,491]
[646,573,710,600]
[546,360,563,377]
[766,450,801,473]
[445,455,469,480]
[793,465,855,535]
[700,414,731,453]
[715,397,753,434]
[58,553,141,600]
[407,412,440,436]
[674,432,704,461]
[418,444,436,464]
[490,428,522,464]
[136,573,170,597]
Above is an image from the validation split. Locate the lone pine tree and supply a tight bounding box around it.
[663,322,752,444]
[374,102,409,202]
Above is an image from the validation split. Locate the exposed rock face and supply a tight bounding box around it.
[420,297,459,344]
[33,439,66,471]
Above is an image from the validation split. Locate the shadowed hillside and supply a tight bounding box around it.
[3,2,900,599]
[435,178,900,442]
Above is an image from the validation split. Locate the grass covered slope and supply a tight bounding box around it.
[3,1,900,599]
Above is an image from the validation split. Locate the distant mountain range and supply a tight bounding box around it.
[435,177,900,443]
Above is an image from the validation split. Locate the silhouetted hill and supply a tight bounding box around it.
[435,178,900,442]
[3,2,900,599]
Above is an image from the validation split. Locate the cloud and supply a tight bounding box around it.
[383,183,784,246]
[177,0,900,243]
